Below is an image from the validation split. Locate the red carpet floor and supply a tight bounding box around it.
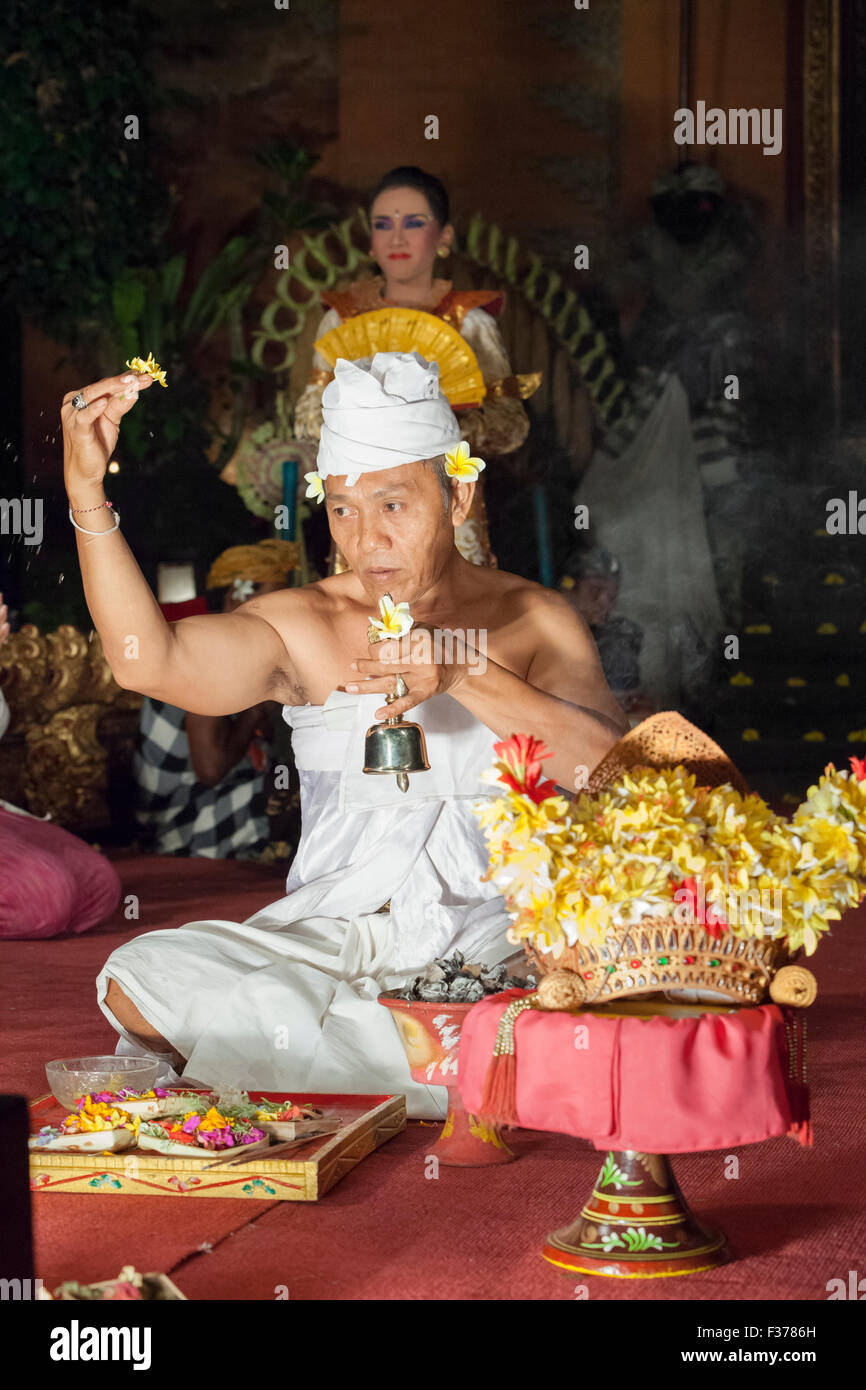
[2,853,864,1301]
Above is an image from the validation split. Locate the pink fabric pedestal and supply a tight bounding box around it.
[0,807,121,939]
[458,991,806,1153]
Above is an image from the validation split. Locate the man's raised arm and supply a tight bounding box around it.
[62,371,290,715]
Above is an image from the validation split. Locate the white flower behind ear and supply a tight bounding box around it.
[304,471,324,504]
[445,441,486,480]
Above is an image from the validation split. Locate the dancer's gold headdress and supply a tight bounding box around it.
[206,538,300,591]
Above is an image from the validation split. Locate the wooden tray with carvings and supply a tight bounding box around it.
[28,1091,406,1200]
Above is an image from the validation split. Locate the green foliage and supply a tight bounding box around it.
[0,0,171,346]
[21,593,90,632]
[106,239,258,368]
[0,0,335,596]
[96,140,335,554]
[18,526,91,632]
[104,356,259,564]
[255,144,335,234]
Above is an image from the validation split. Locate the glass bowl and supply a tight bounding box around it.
[45,1056,160,1111]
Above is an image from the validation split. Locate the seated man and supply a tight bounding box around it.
[61,352,627,1117]
[557,543,655,726]
[133,540,297,860]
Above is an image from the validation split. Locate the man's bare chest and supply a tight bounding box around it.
[280,607,530,708]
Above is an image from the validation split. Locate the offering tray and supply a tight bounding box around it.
[28,1091,405,1201]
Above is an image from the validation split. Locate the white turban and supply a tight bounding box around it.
[316,350,462,486]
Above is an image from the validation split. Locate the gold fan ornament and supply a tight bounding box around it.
[314,308,486,407]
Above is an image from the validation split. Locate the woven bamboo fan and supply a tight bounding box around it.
[586,710,750,797]
[314,308,487,406]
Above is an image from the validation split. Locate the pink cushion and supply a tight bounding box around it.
[458,991,799,1153]
[0,807,121,939]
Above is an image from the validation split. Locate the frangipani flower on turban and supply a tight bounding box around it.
[444,441,486,481]
[125,352,168,388]
[304,471,324,504]
[368,594,414,640]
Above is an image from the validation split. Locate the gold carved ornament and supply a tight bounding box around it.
[0,625,141,826]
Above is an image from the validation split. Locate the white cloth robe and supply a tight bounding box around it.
[97,690,515,1118]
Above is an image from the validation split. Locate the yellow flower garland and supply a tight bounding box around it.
[475,760,866,959]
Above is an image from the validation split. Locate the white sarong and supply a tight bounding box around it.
[97,691,514,1118]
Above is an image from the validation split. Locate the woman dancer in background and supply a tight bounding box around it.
[294,165,533,566]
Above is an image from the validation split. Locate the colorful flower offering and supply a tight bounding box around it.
[474,734,866,960]
[139,1106,265,1151]
[78,1087,167,1109]
[252,1100,323,1123]
[52,1096,139,1136]
[31,1095,141,1152]
[73,1086,207,1120]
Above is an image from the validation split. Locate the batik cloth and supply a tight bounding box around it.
[133,697,269,859]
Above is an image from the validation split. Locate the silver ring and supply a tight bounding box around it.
[71,392,88,411]
[394,675,407,698]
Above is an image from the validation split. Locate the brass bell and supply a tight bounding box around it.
[363,676,430,793]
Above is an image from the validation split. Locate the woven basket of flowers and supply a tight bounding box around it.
[473,713,866,1011]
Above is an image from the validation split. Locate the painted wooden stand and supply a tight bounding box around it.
[542,1149,730,1279]
[378,991,515,1166]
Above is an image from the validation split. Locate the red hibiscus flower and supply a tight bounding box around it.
[849,755,866,782]
[493,733,558,805]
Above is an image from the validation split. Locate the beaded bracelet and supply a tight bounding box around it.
[68,506,120,536]
[70,500,114,514]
